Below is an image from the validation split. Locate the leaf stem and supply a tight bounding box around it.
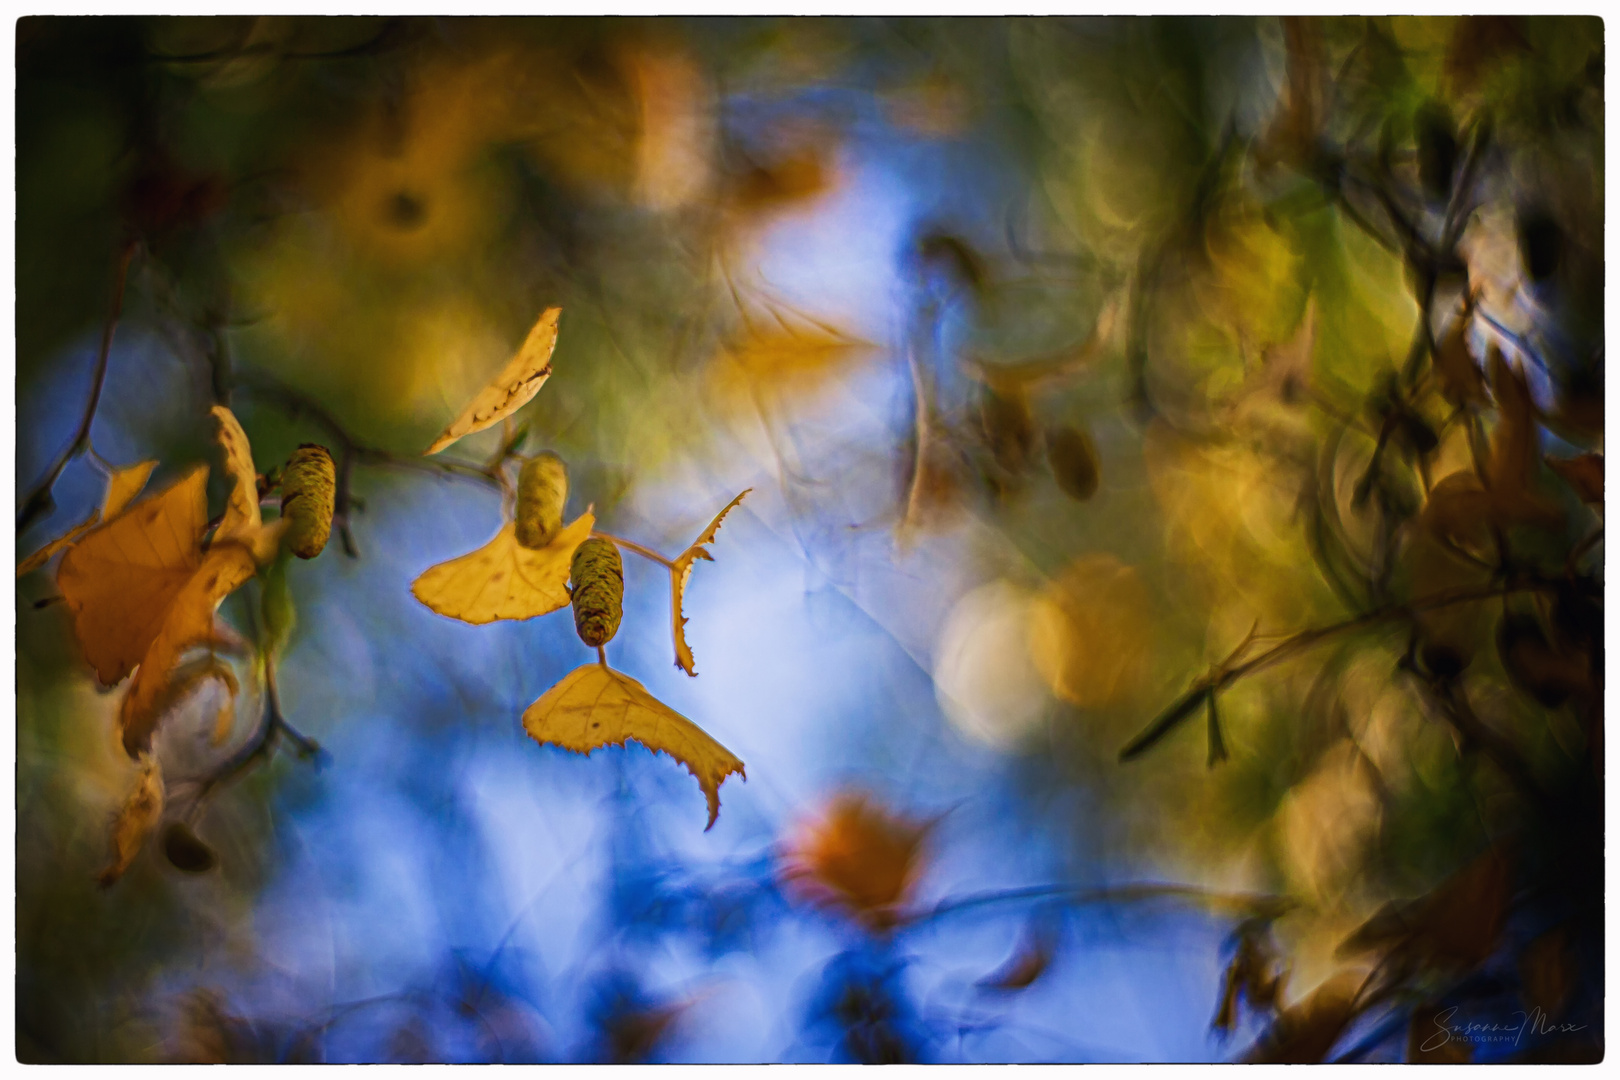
[592,530,675,569]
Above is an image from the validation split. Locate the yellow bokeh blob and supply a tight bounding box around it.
[1028,553,1155,710]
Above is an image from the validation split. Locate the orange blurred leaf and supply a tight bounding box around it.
[780,792,930,932]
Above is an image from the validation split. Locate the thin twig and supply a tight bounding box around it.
[592,530,675,569]
[908,881,1297,928]
[17,240,139,533]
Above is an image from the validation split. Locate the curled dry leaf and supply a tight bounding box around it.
[17,458,157,577]
[98,753,164,886]
[57,461,283,756]
[411,512,595,625]
[670,489,751,676]
[119,543,259,756]
[522,662,744,830]
[425,307,561,455]
[779,791,930,933]
[211,406,262,539]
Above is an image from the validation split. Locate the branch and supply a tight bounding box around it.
[17,240,139,534]
[234,370,501,558]
[591,530,675,569]
[1119,580,1556,762]
[907,881,1297,929]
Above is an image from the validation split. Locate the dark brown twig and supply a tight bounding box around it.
[17,241,139,534]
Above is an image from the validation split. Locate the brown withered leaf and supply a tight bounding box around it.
[522,662,745,830]
[17,459,158,577]
[1545,452,1602,505]
[1484,348,1563,528]
[1241,970,1365,1063]
[426,307,561,455]
[780,792,930,933]
[412,512,595,625]
[98,753,164,886]
[670,490,751,676]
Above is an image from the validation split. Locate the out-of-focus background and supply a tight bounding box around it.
[15,16,1604,1063]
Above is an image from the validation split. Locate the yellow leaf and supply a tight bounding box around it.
[98,753,164,887]
[211,406,261,537]
[119,542,258,756]
[58,466,211,685]
[425,307,561,455]
[669,489,751,676]
[16,459,158,578]
[102,459,159,518]
[522,662,745,830]
[412,512,594,625]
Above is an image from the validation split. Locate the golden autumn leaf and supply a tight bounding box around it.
[522,661,745,830]
[779,791,931,932]
[58,466,214,686]
[103,459,160,519]
[120,542,259,757]
[98,753,164,887]
[16,458,158,577]
[669,489,750,676]
[425,307,561,455]
[411,512,595,625]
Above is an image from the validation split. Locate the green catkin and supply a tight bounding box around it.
[570,538,624,648]
[515,451,569,549]
[281,444,336,559]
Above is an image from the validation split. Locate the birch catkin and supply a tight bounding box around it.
[281,444,336,559]
[515,451,569,549]
[570,538,623,647]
